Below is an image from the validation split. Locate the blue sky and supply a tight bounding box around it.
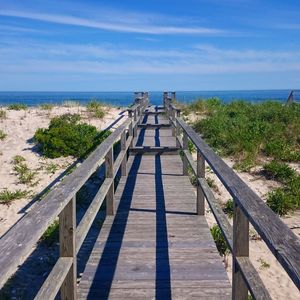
[0,0,300,91]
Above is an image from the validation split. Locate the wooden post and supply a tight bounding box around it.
[128,111,134,148]
[176,110,181,148]
[59,196,76,300]
[171,108,176,137]
[137,106,141,125]
[182,132,189,175]
[197,151,205,215]
[133,109,138,137]
[105,148,114,215]
[121,130,127,176]
[232,203,249,300]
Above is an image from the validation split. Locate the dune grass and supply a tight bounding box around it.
[187,98,300,215]
[0,189,29,204]
[7,103,27,110]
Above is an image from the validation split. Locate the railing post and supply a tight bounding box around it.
[197,151,205,215]
[133,108,138,137]
[137,106,141,125]
[182,132,189,175]
[105,148,114,215]
[171,108,176,137]
[176,110,181,148]
[128,110,134,148]
[59,196,76,300]
[121,130,127,176]
[232,203,249,300]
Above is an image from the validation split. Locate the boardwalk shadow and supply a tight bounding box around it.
[136,128,146,146]
[87,155,142,299]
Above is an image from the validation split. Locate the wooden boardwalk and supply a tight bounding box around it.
[77,106,231,299]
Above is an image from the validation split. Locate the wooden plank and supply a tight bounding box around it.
[232,203,249,300]
[35,257,73,300]
[182,132,189,175]
[105,148,114,216]
[121,130,127,176]
[59,195,76,300]
[197,150,205,215]
[177,117,300,289]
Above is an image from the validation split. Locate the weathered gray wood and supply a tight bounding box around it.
[196,151,205,215]
[177,117,300,290]
[59,195,77,300]
[232,203,249,300]
[76,178,113,253]
[236,257,272,300]
[105,148,114,216]
[182,132,189,175]
[121,130,127,176]
[35,257,73,300]
[0,118,131,289]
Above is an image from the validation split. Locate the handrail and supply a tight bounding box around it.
[0,94,148,298]
[165,97,300,300]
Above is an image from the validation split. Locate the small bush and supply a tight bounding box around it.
[12,156,37,185]
[0,130,7,140]
[40,103,54,110]
[263,160,296,183]
[267,175,300,215]
[45,162,59,174]
[87,100,105,119]
[34,113,110,158]
[7,103,27,110]
[0,189,29,204]
[210,224,229,256]
[0,110,6,119]
[40,220,59,246]
[223,199,234,218]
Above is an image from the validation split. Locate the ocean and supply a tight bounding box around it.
[0,90,297,107]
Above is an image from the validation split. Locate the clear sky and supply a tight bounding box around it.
[0,0,300,91]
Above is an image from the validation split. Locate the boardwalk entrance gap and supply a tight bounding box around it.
[0,92,299,299]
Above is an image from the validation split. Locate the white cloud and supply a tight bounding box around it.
[0,10,225,35]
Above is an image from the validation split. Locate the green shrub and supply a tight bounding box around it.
[40,220,59,246]
[0,189,29,204]
[267,175,300,215]
[34,113,110,158]
[263,160,296,183]
[223,199,234,218]
[192,100,300,165]
[7,103,27,110]
[12,156,37,185]
[45,162,59,174]
[210,224,229,256]
[0,130,7,140]
[87,100,105,119]
[40,103,54,110]
[0,110,6,119]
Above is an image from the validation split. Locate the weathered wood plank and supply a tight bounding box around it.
[34,257,73,300]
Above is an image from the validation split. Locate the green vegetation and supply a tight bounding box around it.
[263,160,296,183]
[45,162,59,174]
[258,258,270,270]
[187,99,300,215]
[40,103,54,110]
[34,113,111,158]
[0,109,6,119]
[12,156,37,185]
[223,199,234,218]
[266,175,300,215]
[191,100,300,169]
[0,130,7,140]
[210,224,229,256]
[40,220,59,246]
[0,189,29,204]
[7,103,27,110]
[87,100,105,119]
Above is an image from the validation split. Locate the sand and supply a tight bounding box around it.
[0,104,124,237]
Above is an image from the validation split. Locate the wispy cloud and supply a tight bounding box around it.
[0,10,226,35]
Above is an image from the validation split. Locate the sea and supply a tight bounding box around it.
[0,90,298,107]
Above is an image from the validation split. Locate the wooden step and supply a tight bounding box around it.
[130,146,180,155]
[138,123,171,128]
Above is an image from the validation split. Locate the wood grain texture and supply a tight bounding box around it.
[77,109,231,299]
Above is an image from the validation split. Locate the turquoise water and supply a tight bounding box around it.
[0,90,297,107]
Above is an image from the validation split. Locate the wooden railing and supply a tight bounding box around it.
[164,95,300,300]
[0,94,148,299]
